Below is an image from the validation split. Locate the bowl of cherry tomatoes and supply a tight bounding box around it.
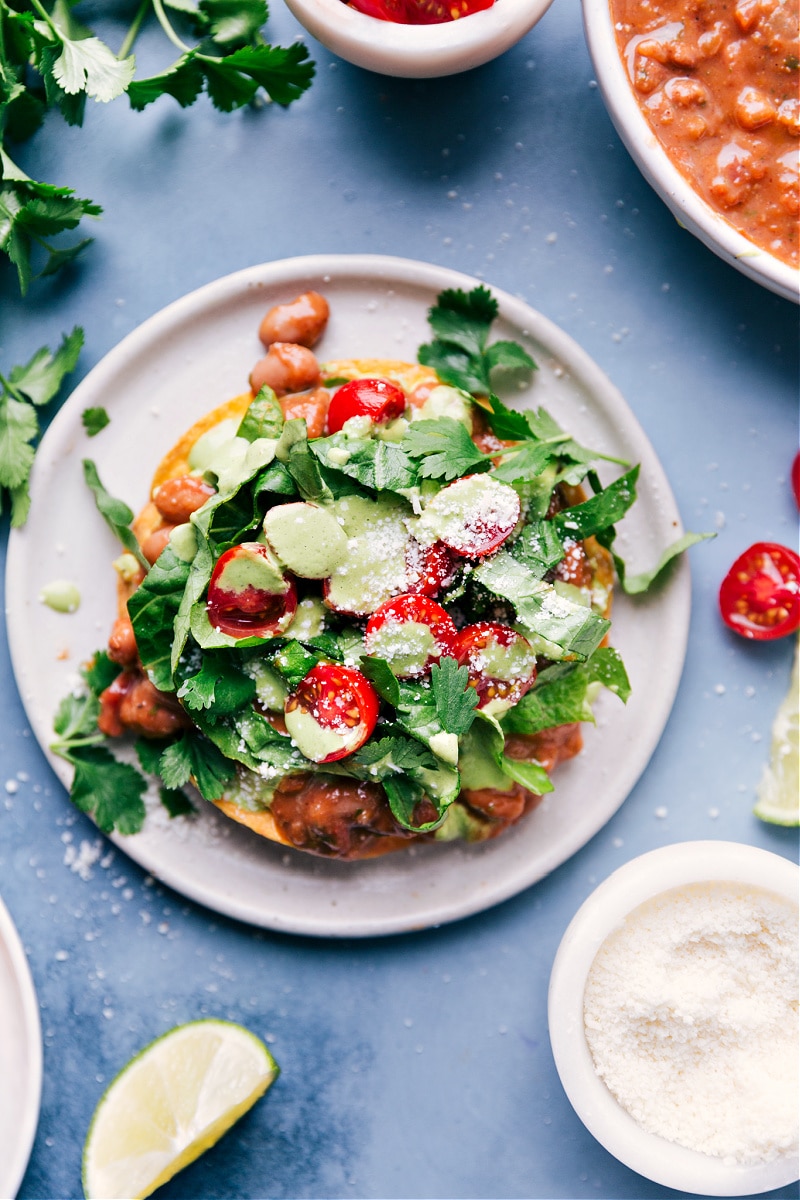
[283,0,554,77]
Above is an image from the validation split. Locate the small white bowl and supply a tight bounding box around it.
[581,0,800,303]
[549,841,799,1196]
[284,0,554,78]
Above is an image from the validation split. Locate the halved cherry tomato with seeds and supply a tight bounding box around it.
[284,663,379,763]
[326,378,407,433]
[453,622,537,709]
[207,543,297,639]
[405,539,459,596]
[719,542,800,641]
[365,593,457,678]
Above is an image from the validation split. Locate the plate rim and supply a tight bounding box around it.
[6,253,692,937]
[0,893,43,1198]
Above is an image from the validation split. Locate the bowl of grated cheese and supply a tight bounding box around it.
[548,841,799,1196]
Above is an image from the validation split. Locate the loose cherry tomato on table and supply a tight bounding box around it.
[453,622,537,709]
[791,451,800,510]
[718,542,800,641]
[326,378,407,434]
[207,543,297,639]
[365,593,457,678]
[284,663,380,763]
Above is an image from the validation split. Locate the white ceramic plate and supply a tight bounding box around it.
[6,254,691,937]
[0,894,42,1198]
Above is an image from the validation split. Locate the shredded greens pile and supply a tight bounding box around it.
[53,286,707,838]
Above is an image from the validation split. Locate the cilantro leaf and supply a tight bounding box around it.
[81,406,110,437]
[66,745,148,834]
[430,656,478,736]
[401,417,489,482]
[159,785,195,817]
[177,653,256,713]
[82,650,122,697]
[0,329,82,524]
[8,326,84,405]
[48,36,135,103]
[52,691,103,745]
[418,287,536,397]
[158,731,235,801]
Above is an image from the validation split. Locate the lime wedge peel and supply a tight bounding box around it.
[754,634,799,827]
[82,1019,279,1200]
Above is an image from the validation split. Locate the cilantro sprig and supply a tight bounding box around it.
[418,286,536,396]
[0,327,82,525]
[0,1,314,292]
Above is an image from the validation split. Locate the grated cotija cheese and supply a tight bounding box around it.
[583,881,799,1165]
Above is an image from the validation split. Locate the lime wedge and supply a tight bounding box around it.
[82,1019,279,1200]
[754,635,799,827]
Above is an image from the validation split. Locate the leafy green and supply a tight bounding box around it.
[0,327,82,524]
[127,545,192,691]
[0,1,314,291]
[82,458,150,572]
[81,406,109,437]
[429,656,479,736]
[311,432,416,495]
[418,287,536,396]
[177,652,256,714]
[501,647,631,735]
[237,386,284,442]
[158,730,235,801]
[51,691,148,834]
[606,530,716,595]
[473,551,610,661]
[401,417,488,482]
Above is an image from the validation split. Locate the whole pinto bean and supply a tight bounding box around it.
[249,342,322,398]
[153,475,215,524]
[108,615,138,666]
[118,676,190,739]
[140,524,174,565]
[258,291,329,349]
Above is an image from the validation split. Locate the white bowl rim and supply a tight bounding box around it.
[581,0,800,303]
[548,840,799,1196]
[284,0,555,77]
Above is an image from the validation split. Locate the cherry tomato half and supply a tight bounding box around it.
[719,542,800,641]
[207,543,297,639]
[284,663,380,763]
[421,474,521,558]
[365,593,457,678]
[791,451,800,511]
[453,622,537,709]
[405,539,459,597]
[326,378,407,434]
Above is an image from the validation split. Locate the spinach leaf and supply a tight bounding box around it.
[82,459,149,571]
[502,646,631,735]
[128,545,192,691]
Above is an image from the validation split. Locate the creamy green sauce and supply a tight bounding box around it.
[40,580,80,613]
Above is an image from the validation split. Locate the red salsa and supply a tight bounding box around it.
[610,0,800,267]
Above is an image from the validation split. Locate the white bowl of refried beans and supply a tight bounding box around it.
[582,0,800,302]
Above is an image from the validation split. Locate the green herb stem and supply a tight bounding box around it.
[118,0,152,60]
[151,0,192,54]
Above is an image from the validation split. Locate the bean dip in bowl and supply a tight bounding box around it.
[582,0,800,302]
[284,0,554,78]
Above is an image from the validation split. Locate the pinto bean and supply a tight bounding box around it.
[249,343,322,398]
[153,475,215,524]
[258,291,329,349]
[118,676,189,739]
[279,387,330,440]
[108,616,138,666]
[140,524,174,565]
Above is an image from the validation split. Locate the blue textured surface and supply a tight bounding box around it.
[1,1,798,1197]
